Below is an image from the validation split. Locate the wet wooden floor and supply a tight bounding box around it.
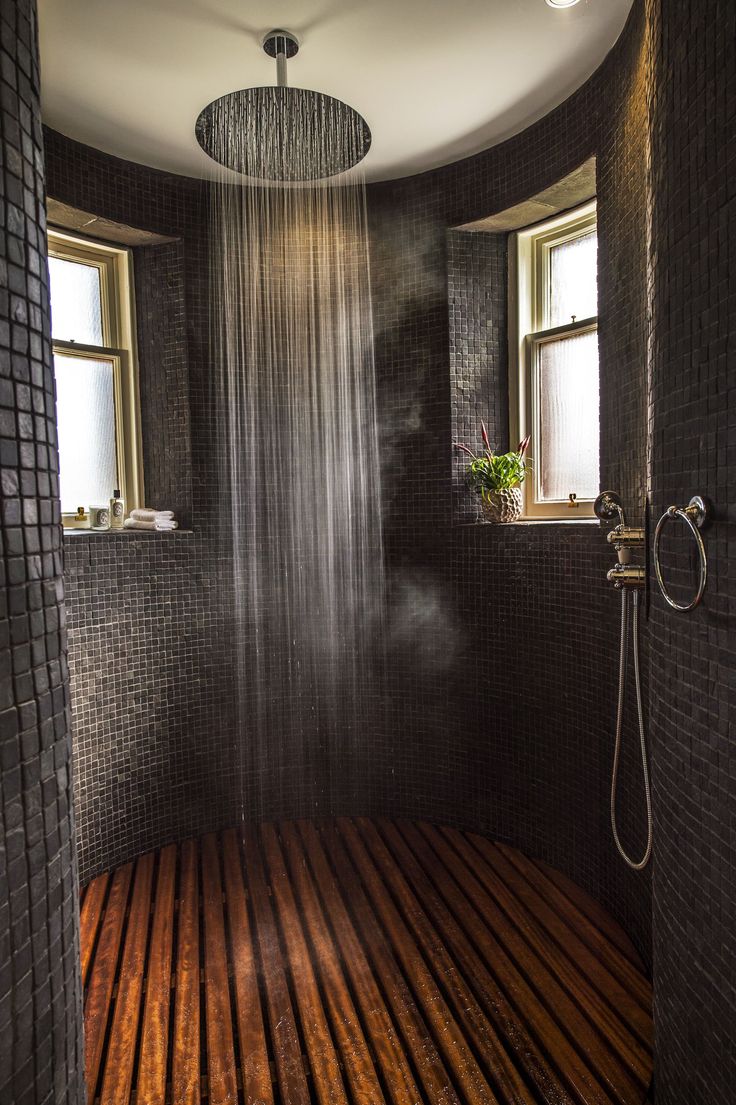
[80,818,653,1104]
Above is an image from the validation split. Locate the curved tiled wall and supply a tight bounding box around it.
[0,3,83,1103]
[648,1,736,1101]
[367,0,653,960]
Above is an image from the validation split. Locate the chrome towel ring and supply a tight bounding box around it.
[653,495,710,612]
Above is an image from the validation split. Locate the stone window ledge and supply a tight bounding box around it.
[454,518,600,529]
[63,528,195,538]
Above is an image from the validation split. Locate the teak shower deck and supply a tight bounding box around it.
[79,819,653,1105]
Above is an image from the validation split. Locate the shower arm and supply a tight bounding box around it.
[276,48,288,87]
[264,30,300,89]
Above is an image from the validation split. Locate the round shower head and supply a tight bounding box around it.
[195,30,372,181]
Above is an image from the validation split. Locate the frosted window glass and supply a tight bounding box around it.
[538,330,599,502]
[54,354,118,512]
[549,231,597,327]
[49,256,104,345]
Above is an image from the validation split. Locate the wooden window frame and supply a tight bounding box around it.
[48,229,144,514]
[509,201,599,520]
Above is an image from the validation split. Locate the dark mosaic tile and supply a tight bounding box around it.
[448,229,508,524]
[0,2,83,1102]
[648,1,736,1102]
[134,240,193,528]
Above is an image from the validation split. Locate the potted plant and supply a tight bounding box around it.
[455,423,531,523]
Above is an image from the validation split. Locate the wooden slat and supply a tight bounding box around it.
[357,818,535,1105]
[335,818,500,1105]
[241,825,311,1105]
[221,829,274,1105]
[397,822,610,1105]
[380,820,576,1105]
[136,844,177,1105]
[84,862,133,1099]
[440,829,651,1087]
[315,822,463,1105]
[83,820,652,1105]
[467,834,653,1050]
[171,838,200,1105]
[405,822,617,1105]
[277,822,387,1105]
[100,851,155,1105]
[534,858,644,968]
[260,823,350,1105]
[79,871,110,988]
[418,823,642,1105]
[497,843,651,1008]
[292,820,426,1105]
[202,833,238,1105]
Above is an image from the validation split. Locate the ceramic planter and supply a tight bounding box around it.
[480,486,523,523]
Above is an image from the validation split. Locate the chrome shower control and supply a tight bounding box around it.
[594,491,626,526]
[607,564,646,589]
[597,493,645,589]
[598,491,652,869]
[607,526,645,548]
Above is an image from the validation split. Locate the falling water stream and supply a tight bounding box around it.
[209,113,385,820]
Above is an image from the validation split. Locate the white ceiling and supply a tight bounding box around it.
[38,0,633,183]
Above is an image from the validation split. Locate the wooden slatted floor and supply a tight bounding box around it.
[80,819,653,1105]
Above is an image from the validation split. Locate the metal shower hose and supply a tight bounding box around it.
[611,587,653,870]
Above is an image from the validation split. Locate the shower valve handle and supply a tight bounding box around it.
[607,564,646,589]
[607,526,645,548]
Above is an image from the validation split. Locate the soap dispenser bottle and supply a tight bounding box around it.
[110,489,124,530]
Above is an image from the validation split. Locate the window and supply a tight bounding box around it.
[48,230,143,515]
[511,202,599,519]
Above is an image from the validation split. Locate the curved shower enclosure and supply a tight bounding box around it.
[22,0,736,1101]
[64,28,656,1105]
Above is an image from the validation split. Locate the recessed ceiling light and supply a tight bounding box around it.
[546,0,581,7]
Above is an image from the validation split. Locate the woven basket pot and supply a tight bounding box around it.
[480,486,523,523]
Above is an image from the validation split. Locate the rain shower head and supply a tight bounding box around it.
[195,30,372,181]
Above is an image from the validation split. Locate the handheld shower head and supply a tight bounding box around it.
[594,491,626,527]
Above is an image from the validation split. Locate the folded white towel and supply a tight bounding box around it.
[131,507,175,522]
[124,517,179,532]
[124,518,156,531]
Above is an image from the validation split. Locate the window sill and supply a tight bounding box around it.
[63,528,194,538]
[507,517,598,526]
[455,517,599,529]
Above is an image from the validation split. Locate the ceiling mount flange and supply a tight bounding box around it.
[262,30,299,60]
